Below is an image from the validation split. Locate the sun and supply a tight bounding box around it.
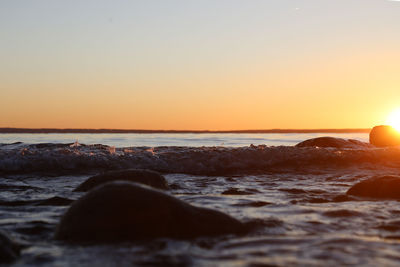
[386,109,400,132]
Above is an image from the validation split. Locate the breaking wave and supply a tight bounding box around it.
[1,141,400,175]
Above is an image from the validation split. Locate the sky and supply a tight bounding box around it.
[1,0,400,130]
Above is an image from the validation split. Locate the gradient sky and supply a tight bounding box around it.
[1,0,400,130]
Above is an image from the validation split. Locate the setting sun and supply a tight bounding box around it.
[386,109,400,131]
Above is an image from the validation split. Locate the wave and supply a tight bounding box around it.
[1,141,400,175]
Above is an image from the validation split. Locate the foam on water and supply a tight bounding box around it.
[0,141,399,175]
[3,135,400,266]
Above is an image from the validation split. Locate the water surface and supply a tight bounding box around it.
[2,133,400,266]
[0,132,369,147]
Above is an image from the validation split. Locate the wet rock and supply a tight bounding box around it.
[56,182,247,242]
[74,169,169,192]
[347,175,400,199]
[369,125,400,147]
[0,231,21,263]
[296,137,370,149]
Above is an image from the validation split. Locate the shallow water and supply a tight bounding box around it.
[2,134,400,266]
[3,169,400,266]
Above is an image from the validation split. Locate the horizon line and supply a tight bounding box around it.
[0,127,371,134]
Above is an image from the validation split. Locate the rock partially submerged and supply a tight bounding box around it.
[56,182,247,242]
[347,175,400,199]
[369,125,400,147]
[74,169,168,192]
[296,137,370,149]
[0,231,21,263]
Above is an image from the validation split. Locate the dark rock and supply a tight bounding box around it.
[56,182,247,242]
[0,231,21,263]
[347,175,400,199]
[74,169,168,192]
[369,125,400,147]
[295,137,370,148]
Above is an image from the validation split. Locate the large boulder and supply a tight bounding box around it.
[0,231,21,263]
[74,169,168,192]
[295,137,370,149]
[56,182,247,242]
[369,125,400,147]
[347,175,400,199]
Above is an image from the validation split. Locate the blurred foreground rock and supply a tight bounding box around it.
[369,125,400,147]
[74,169,168,192]
[56,182,247,242]
[0,231,21,263]
[347,175,400,199]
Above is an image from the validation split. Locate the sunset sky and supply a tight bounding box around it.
[1,0,400,130]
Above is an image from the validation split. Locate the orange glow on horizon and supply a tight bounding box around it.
[386,109,400,132]
[1,1,400,130]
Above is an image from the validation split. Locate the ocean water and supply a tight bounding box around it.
[0,132,369,147]
[2,133,400,266]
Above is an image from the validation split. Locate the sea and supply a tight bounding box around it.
[3,132,400,266]
[0,132,370,147]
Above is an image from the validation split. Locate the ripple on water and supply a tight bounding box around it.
[2,168,400,265]
[322,209,364,217]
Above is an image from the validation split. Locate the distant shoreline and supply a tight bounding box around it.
[0,128,371,134]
